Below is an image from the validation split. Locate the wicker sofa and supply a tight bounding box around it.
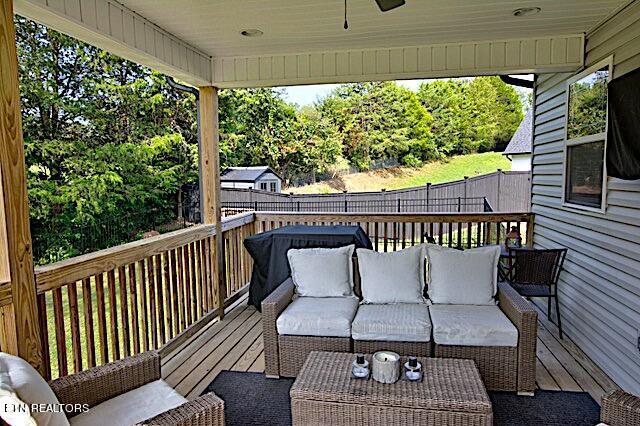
[49,351,224,425]
[262,258,538,395]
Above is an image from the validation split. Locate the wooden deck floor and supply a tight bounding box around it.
[161,295,619,403]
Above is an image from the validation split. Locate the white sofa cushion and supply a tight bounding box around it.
[351,304,432,342]
[70,380,187,426]
[426,244,500,305]
[276,297,359,337]
[287,245,355,297]
[429,304,518,347]
[357,245,426,304]
[0,352,69,426]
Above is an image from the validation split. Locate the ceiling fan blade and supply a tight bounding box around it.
[375,0,405,12]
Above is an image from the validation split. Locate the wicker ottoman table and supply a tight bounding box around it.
[290,351,493,426]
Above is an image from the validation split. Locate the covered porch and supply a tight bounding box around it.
[1,0,639,424]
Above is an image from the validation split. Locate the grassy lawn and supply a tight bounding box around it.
[289,152,511,194]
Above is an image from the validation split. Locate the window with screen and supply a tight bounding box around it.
[563,58,611,211]
[270,182,276,192]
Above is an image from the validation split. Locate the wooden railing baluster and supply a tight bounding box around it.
[106,270,120,360]
[138,260,149,352]
[67,282,82,373]
[95,274,109,364]
[117,266,130,357]
[52,288,67,377]
[128,263,140,354]
[155,254,165,345]
[147,257,157,349]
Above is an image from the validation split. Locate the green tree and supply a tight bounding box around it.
[317,82,435,169]
[418,77,523,155]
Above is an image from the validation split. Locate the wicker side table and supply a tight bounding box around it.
[290,351,493,426]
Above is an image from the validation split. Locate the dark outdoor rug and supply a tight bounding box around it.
[204,371,600,426]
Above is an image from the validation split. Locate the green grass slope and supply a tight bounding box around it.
[289,152,511,194]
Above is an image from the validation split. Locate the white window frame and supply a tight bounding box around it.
[259,181,268,191]
[561,56,613,214]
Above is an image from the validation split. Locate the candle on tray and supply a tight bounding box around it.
[371,351,400,384]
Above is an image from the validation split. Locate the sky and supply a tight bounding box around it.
[280,79,428,106]
[279,76,533,107]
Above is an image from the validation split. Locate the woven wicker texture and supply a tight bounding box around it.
[262,270,537,393]
[354,340,432,357]
[435,345,517,391]
[262,278,296,376]
[601,390,640,426]
[291,351,492,426]
[50,350,161,412]
[278,335,351,377]
[137,393,225,426]
[497,281,537,393]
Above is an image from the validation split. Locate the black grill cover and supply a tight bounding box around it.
[244,225,372,309]
[607,67,640,180]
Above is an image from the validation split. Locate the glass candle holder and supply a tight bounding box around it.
[352,353,370,379]
[404,356,423,381]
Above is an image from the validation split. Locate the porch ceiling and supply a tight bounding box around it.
[120,0,626,58]
[14,0,632,87]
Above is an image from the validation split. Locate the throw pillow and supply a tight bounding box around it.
[426,245,501,305]
[287,245,355,297]
[357,245,426,304]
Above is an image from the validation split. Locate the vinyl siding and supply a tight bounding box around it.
[531,0,640,393]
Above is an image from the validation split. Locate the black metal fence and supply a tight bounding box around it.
[31,202,198,265]
[222,196,492,217]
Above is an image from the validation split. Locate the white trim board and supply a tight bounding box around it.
[14,0,212,86]
[212,35,585,88]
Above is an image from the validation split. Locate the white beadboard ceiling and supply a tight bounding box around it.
[119,0,628,57]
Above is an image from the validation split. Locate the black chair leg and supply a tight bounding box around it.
[555,296,562,339]
[547,297,552,321]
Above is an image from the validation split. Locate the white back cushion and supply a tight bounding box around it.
[287,245,355,297]
[357,245,426,304]
[0,352,70,426]
[427,245,500,305]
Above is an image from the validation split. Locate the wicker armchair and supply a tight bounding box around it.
[49,351,224,425]
[601,390,640,426]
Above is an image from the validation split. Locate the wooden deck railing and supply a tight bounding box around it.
[33,210,533,380]
[34,212,255,380]
[254,212,534,251]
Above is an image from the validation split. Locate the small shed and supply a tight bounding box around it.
[503,109,532,171]
[220,166,282,192]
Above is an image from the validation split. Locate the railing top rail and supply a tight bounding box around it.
[34,211,254,293]
[254,211,533,223]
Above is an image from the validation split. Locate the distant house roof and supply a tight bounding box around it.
[220,166,281,183]
[503,109,533,155]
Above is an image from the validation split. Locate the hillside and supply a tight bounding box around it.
[288,152,511,194]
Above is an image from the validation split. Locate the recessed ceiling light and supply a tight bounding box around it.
[513,7,541,17]
[240,29,263,37]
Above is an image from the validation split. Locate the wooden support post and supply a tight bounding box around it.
[0,0,44,373]
[199,87,226,319]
